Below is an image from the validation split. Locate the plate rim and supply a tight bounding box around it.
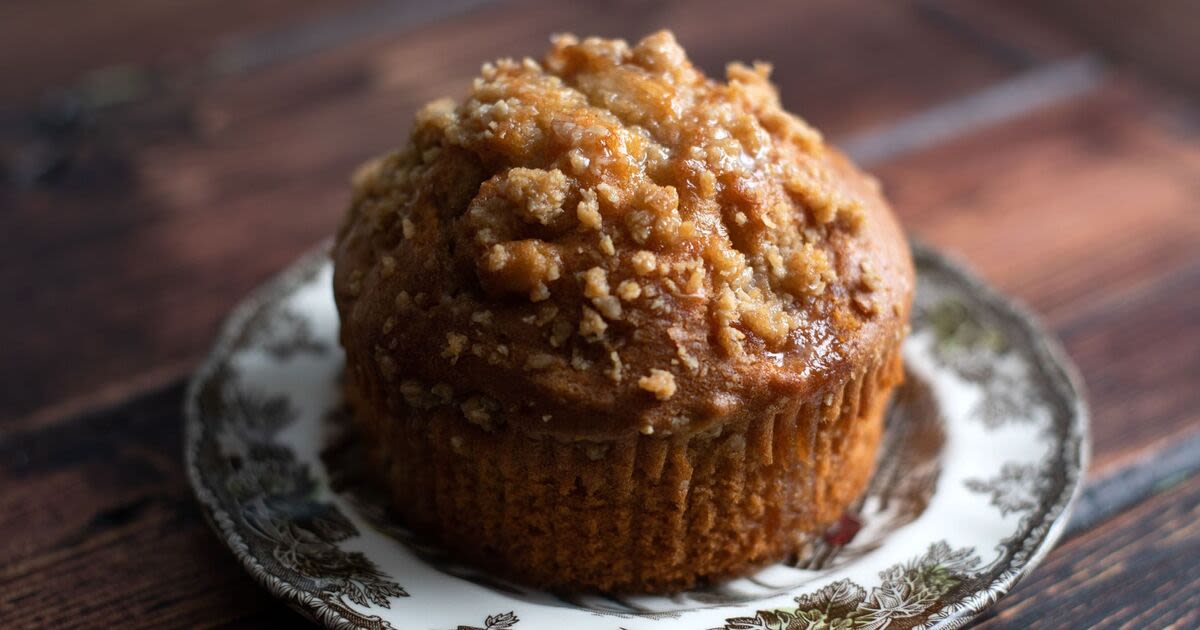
[183,240,1090,629]
[902,242,1091,629]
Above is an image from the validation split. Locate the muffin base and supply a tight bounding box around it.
[348,348,902,593]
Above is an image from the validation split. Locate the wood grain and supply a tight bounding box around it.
[0,0,361,106]
[976,473,1200,629]
[879,80,1200,322]
[1010,0,1200,97]
[0,384,299,627]
[874,80,1200,475]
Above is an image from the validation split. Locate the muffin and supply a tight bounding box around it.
[333,31,913,593]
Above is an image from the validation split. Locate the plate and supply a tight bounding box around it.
[185,242,1088,630]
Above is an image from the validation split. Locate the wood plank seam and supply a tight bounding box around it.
[917,0,1046,70]
[843,53,1106,166]
[209,0,502,76]
[1065,428,1200,535]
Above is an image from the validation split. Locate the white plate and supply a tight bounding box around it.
[185,242,1087,630]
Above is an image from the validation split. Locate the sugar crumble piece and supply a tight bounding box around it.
[535,303,559,326]
[346,269,364,297]
[380,255,397,278]
[859,260,881,292]
[638,368,677,400]
[549,318,574,347]
[568,149,592,176]
[400,380,427,408]
[431,383,454,404]
[443,332,468,364]
[685,267,705,294]
[570,347,592,371]
[616,280,642,301]
[375,351,397,380]
[605,350,624,383]
[596,182,620,205]
[599,234,616,256]
[461,396,500,431]
[578,306,608,340]
[631,250,657,275]
[853,294,879,316]
[593,295,622,319]
[667,326,700,372]
[581,267,610,299]
[524,352,556,370]
[576,189,601,229]
[500,167,569,225]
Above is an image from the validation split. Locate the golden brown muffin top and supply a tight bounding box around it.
[334,31,912,439]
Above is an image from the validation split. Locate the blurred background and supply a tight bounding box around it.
[1,1,1197,627]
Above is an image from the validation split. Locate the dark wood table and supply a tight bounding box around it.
[2,1,1198,627]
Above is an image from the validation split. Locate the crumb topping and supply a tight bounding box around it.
[334,30,908,438]
[347,29,865,343]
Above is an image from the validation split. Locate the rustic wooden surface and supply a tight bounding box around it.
[1,1,1198,627]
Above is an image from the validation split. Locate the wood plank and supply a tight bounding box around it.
[873,80,1200,474]
[975,473,1200,629]
[1068,428,1200,535]
[1007,0,1200,97]
[919,0,1086,68]
[0,0,1080,428]
[1056,265,1200,474]
[0,0,362,106]
[0,384,299,627]
[878,80,1200,322]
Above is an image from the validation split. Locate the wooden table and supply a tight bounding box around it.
[2,1,1198,627]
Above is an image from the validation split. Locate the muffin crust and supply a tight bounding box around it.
[335,31,911,441]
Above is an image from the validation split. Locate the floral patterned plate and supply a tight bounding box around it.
[185,242,1088,630]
